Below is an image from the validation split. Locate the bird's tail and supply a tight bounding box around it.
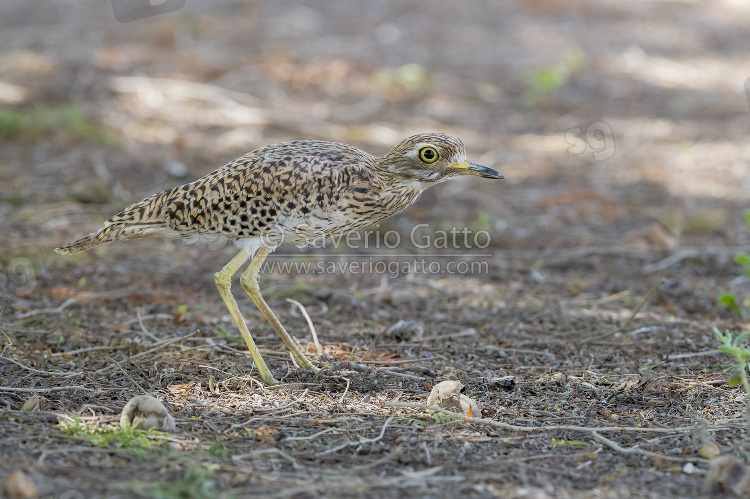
[55,187,177,255]
[54,222,163,255]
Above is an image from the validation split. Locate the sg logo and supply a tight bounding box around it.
[564,121,616,161]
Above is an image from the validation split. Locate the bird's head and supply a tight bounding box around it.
[379,133,504,187]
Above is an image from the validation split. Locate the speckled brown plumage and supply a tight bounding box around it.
[55,133,501,255]
[55,132,504,385]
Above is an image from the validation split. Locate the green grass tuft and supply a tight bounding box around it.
[0,105,116,144]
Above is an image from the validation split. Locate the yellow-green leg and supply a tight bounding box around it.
[239,247,319,373]
[214,250,279,385]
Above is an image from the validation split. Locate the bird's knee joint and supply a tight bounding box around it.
[214,271,231,290]
[240,273,260,293]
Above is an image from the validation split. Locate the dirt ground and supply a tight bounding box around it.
[2,1,750,498]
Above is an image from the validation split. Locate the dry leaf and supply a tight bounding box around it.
[120,395,176,432]
[426,380,463,406]
[426,380,482,418]
[614,376,642,392]
[650,222,677,251]
[246,425,279,443]
[459,394,482,419]
[168,381,197,395]
[20,396,41,411]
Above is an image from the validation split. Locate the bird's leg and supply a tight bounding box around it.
[214,250,280,385]
[240,247,320,373]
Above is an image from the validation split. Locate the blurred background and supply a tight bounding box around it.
[3,2,750,496]
[1,0,749,312]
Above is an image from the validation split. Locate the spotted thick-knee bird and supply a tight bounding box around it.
[55,133,504,385]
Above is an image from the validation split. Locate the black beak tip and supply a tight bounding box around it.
[468,161,504,180]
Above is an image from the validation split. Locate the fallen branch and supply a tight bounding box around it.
[0,385,96,393]
[385,401,738,434]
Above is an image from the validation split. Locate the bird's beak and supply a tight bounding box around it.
[447,160,505,179]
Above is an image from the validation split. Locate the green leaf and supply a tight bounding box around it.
[718,344,737,355]
[744,209,750,229]
[718,292,742,319]
[714,326,729,343]
[729,375,743,387]
[735,253,750,266]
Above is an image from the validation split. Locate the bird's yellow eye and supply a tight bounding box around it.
[418,146,439,164]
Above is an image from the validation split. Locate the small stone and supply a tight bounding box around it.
[5,471,38,499]
[551,373,567,386]
[699,443,720,459]
[384,320,423,342]
[683,462,696,474]
[164,160,188,178]
[120,395,176,432]
[490,375,517,391]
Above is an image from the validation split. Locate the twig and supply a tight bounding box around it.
[0,354,83,377]
[567,290,630,306]
[359,357,442,365]
[666,349,722,360]
[93,329,199,374]
[137,307,160,341]
[0,385,96,393]
[330,360,427,381]
[642,249,700,273]
[50,345,130,357]
[286,298,322,354]
[111,358,147,394]
[0,409,61,423]
[338,377,351,404]
[119,313,174,327]
[15,286,140,319]
[415,329,477,342]
[232,447,304,470]
[483,345,556,360]
[284,427,338,441]
[590,431,700,463]
[585,279,665,343]
[385,401,738,434]
[316,415,394,456]
[625,326,667,336]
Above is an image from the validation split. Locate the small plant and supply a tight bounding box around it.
[550,438,590,447]
[57,415,170,458]
[715,327,750,427]
[0,105,116,144]
[214,325,242,345]
[718,210,750,319]
[430,411,459,424]
[393,415,428,427]
[523,48,585,105]
[205,440,229,460]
